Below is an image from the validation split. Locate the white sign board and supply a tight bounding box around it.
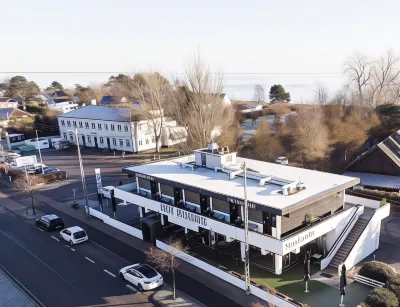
[16,155,37,167]
[95,168,103,194]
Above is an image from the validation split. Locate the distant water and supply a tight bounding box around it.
[221,73,344,102]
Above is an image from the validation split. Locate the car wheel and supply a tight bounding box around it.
[119,273,125,280]
[138,283,143,292]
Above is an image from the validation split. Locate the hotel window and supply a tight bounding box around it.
[138,178,151,190]
[63,133,67,139]
[91,123,95,129]
[184,190,200,204]
[69,134,73,141]
[100,137,104,144]
[146,139,149,144]
[98,123,102,130]
[67,121,71,127]
[111,124,115,131]
[126,140,130,147]
[160,184,174,197]
[112,138,116,146]
[104,123,108,130]
[124,125,129,132]
[87,136,91,143]
[61,120,65,126]
[212,199,229,213]
[73,121,77,128]
[139,139,142,145]
[248,208,263,223]
[117,125,122,132]
[119,139,123,146]
[79,122,83,128]
[85,122,89,128]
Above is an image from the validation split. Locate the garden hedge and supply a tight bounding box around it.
[359,261,396,283]
[386,274,400,300]
[364,288,398,307]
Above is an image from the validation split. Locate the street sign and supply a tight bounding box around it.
[95,168,103,194]
[16,155,37,167]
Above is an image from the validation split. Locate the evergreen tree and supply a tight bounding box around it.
[269,84,291,103]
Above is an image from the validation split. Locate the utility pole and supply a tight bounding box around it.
[36,130,44,174]
[243,162,251,295]
[68,129,90,218]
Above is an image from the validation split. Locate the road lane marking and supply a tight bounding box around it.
[37,228,44,232]
[71,248,75,252]
[90,240,130,264]
[85,257,95,264]
[103,269,116,278]
[65,245,70,248]
[126,284,137,292]
[0,229,80,291]
[51,236,60,242]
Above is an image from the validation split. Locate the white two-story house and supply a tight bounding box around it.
[57,105,186,152]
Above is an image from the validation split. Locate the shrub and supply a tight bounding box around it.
[359,261,396,283]
[386,274,400,299]
[365,288,398,307]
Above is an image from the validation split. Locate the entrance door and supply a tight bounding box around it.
[201,153,206,167]
[94,137,98,148]
[82,135,86,147]
[107,138,111,149]
[263,212,272,235]
[150,181,158,199]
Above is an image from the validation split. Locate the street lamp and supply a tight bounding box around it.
[242,162,251,295]
[36,130,44,174]
[67,129,90,218]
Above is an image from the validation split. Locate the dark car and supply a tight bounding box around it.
[35,214,65,231]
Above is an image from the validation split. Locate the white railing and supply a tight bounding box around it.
[355,274,385,288]
[156,240,301,307]
[320,206,363,270]
[346,194,381,209]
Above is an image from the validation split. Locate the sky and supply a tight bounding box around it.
[1,0,400,101]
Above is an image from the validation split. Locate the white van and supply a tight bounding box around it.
[51,138,64,148]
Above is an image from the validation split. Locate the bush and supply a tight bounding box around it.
[386,274,400,299]
[365,288,398,307]
[359,261,396,283]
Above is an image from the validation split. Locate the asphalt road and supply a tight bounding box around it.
[0,202,242,307]
[0,208,155,307]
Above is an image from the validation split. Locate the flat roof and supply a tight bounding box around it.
[124,155,359,214]
[58,105,130,122]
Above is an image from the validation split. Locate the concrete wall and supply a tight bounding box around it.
[345,194,381,209]
[344,204,390,270]
[156,240,299,307]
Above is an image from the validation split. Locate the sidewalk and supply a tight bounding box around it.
[0,178,265,307]
[153,284,206,307]
[0,268,37,307]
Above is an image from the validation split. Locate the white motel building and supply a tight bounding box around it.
[103,143,390,275]
[57,105,186,153]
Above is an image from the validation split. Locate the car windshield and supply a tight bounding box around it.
[73,231,87,239]
[50,218,63,224]
[136,265,158,278]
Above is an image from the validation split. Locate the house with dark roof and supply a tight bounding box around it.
[0,97,18,109]
[100,95,128,105]
[344,130,400,191]
[0,108,32,127]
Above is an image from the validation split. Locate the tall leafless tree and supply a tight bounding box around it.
[145,238,189,300]
[314,83,329,106]
[253,84,265,105]
[13,173,43,215]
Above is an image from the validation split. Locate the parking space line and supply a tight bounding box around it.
[126,284,137,292]
[103,270,116,278]
[51,236,60,242]
[85,257,95,264]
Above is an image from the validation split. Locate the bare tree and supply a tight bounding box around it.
[253,84,265,105]
[145,237,189,300]
[314,83,329,105]
[13,173,43,215]
[169,53,235,153]
[344,53,372,107]
[254,120,282,161]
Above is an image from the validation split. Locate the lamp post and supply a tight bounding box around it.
[67,129,90,218]
[36,130,44,174]
[242,162,251,295]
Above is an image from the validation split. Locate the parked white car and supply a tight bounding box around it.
[119,264,164,291]
[101,186,115,199]
[59,226,88,245]
[275,156,289,165]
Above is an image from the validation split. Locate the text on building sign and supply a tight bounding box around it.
[160,203,207,227]
[227,197,256,209]
[285,231,315,250]
[136,173,154,181]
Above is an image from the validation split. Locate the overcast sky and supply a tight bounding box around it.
[1,0,400,96]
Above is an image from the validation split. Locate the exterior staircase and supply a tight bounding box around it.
[329,218,369,268]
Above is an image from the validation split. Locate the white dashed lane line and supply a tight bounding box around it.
[103,270,116,278]
[51,236,60,242]
[71,248,75,252]
[37,228,44,232]
[126,285,137,292]
[85,257,95,264]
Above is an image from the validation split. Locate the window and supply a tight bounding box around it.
[91,123,95,129]
[104,123,108,130]
[61,120,65,127]
[63,133,67,139]
[67,121,71,127]
[73,121,77,128]
[85,122,89,128]
[112,138,116,146]
[87,136,91,143]
[119,139,123,146]
[117,125,122,131]
[100,137,104,144]
[79,122,83,128]
[139,139,142,145]
[146,139,149,144]
[126,140,130,147]
[111,124,115,131]
[69,134,73,141]
[98,123,102,130]
[124,125,129,132]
